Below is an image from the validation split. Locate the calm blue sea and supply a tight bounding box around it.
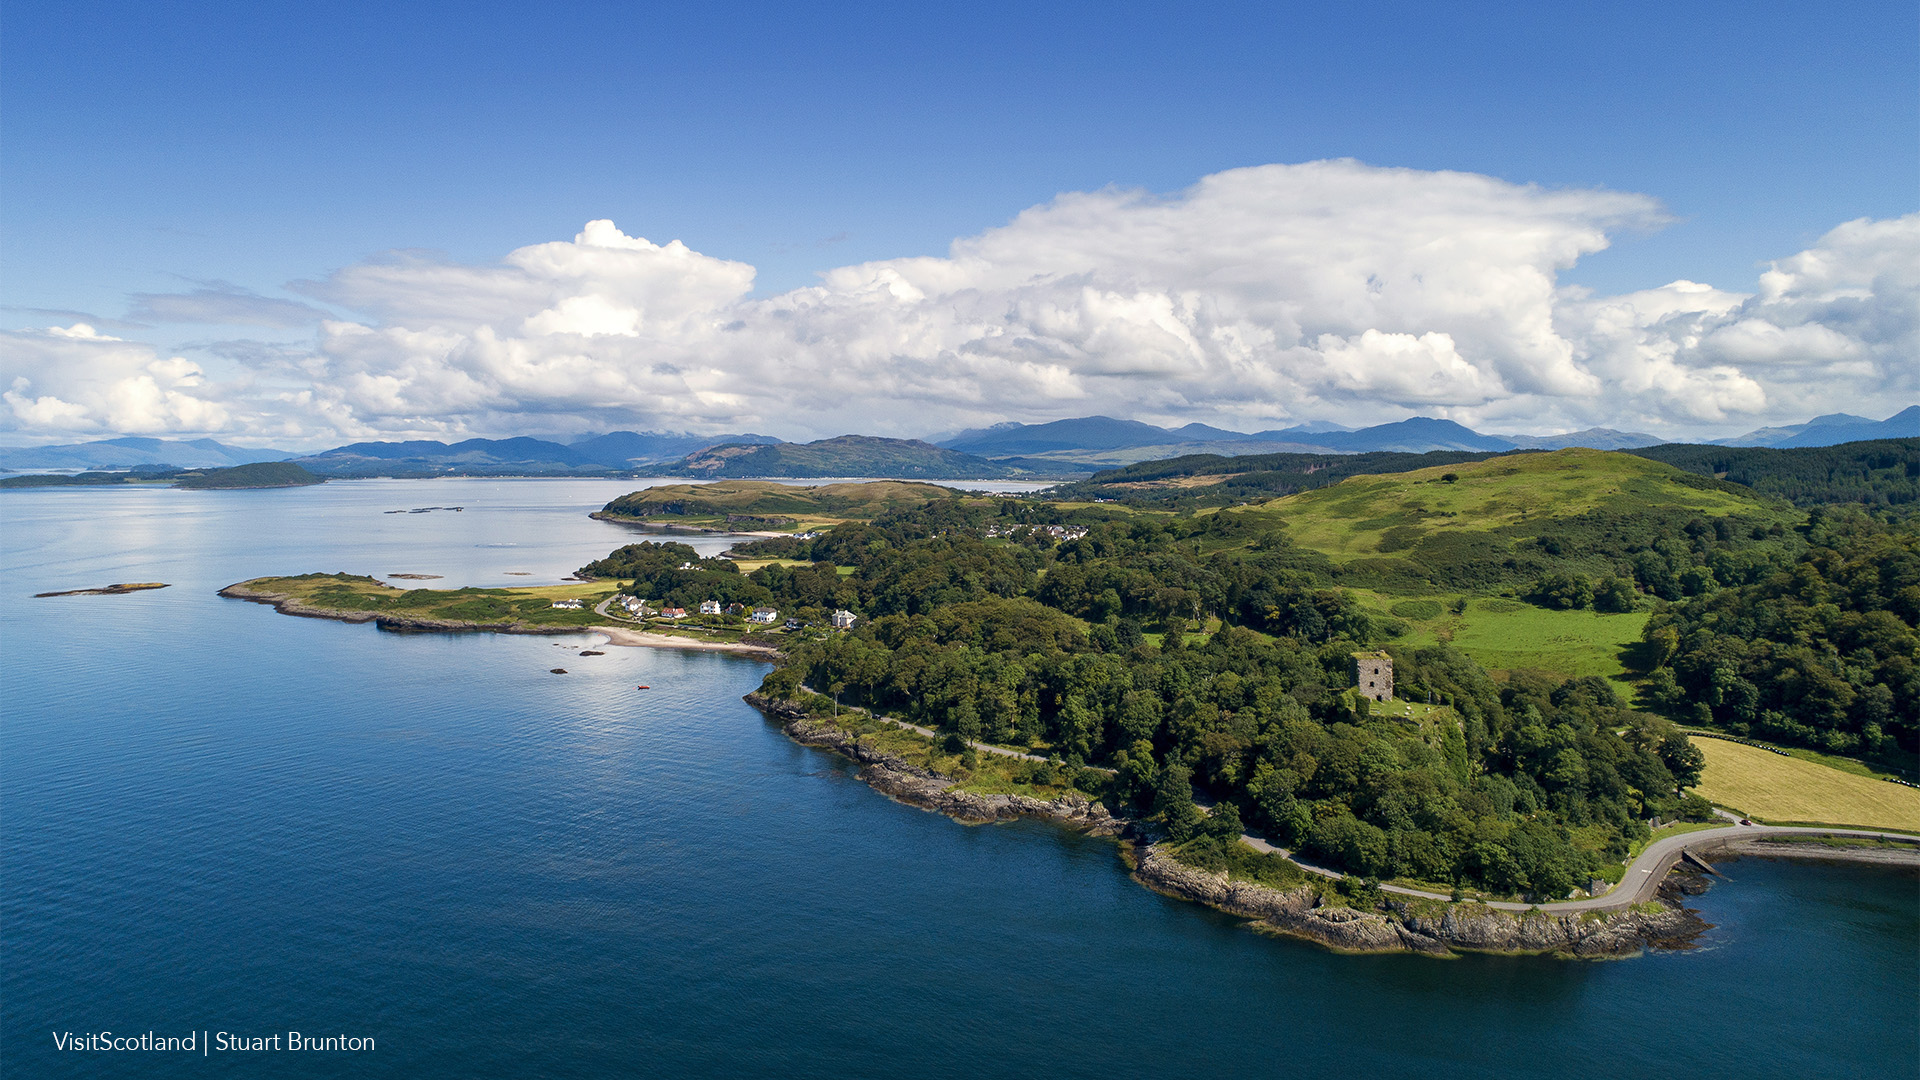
[3,480,1915,1078]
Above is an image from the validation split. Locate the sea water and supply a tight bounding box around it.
[3,480,1914,1078]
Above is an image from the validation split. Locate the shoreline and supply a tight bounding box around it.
[745,690,1920,959]
[588,512,789,538]
[220,581,783,656]
[594,626,782,656]
[748,692,1698,958]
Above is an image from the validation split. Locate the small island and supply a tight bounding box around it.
[35,582,170,597]
[173,461,324,489]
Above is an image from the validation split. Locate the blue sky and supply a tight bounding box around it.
[2,0,1914,446]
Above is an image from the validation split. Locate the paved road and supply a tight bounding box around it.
[778,683,1914,911]
[1240,824,1917,912]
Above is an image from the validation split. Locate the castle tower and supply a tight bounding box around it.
[1352,651,1393,702]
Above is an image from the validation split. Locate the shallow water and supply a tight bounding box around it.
[3,480,1915,1078]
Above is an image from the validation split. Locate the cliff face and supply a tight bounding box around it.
[1131,845,1707,958]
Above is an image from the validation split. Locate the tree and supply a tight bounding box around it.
[1206,800,1244,840]
[1155,760,1202,842]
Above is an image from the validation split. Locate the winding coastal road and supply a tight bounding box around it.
[788,685,1915,914]
[1239,824,1917,912]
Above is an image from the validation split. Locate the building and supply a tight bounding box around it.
[619,596,647,615]
[783,617,803,630]
[699,600,722,615]
[1352,651,1393,702]
[661,607,688,620]
[831,609,857,630]
[725,602,747,616]
[749,607,779,625]
[550,598,584,610]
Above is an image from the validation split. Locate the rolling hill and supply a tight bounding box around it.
[1226,447,1797,592]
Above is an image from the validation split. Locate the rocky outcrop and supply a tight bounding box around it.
[1133,844,1707,958]
[746,693,1124,837]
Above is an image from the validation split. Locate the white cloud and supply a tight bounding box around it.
[0,325,232,435]
[2,162,1914,444]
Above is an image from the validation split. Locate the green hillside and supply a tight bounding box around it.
[1229,448,1796,590]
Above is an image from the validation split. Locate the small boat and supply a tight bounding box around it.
[636,685,651,690]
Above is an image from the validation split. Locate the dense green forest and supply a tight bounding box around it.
[585,498,1719,899]
[1628,439,1920,508]
[1641,509,1918,756]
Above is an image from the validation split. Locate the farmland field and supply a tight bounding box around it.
[1693,739,1920,832]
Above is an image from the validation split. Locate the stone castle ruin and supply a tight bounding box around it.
[1352,651,1393,702]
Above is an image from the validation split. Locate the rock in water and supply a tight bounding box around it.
[550,668,568,674]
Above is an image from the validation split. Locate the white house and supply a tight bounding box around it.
[831,609,857,629]
[661,607,688,620]
[749,607,779,625]
[550,598,584,610]
[699,599,723,615]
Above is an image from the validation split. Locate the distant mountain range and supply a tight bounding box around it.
[0,436,296,472]
[937,414,1619,464]
[5,407,1911,478]
[672,435,1019,479]
[1713,407,1918,448]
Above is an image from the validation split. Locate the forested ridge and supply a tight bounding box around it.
[1628,439,1919,508]
[1641,509,1919,757]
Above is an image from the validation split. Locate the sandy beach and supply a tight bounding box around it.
[592,626,782,656]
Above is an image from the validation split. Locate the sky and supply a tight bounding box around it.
[1,0,1914,449]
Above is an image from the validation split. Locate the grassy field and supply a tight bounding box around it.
[1693,739,1920,832]
[1241,448,1782,564]
[1350,591,1649,680]
[235,573,619,628]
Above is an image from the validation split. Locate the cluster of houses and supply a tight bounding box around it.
[983,523,1090,541]
[605,592,858,632]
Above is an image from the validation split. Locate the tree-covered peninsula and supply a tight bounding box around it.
[584,449,1905,901]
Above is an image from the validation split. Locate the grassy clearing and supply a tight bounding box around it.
[236,573,618,628]
[1356,589,1649,680]
[1693,739,1920,832]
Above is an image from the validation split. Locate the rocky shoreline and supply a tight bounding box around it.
[745,693,1123,835]
[746,691,1709,958]
[1130,844,1708,958]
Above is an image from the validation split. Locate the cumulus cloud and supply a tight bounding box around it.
[1,324,231,434]
[2,161,1913,444]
